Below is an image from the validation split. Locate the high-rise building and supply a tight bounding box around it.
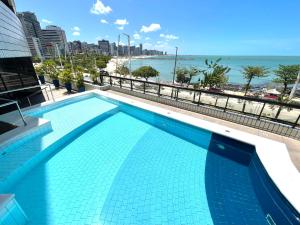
[118,45,124,56]
[87,44,101,54]
[139,44,143,55]
[110,42,117,56]
[98,39,110,55]
[130,46,135,56]
[1,0,15,11]
[123,45,129,56]
[17,11,44,60]
[134,47,140,56]
[68,41,82,54]
[81,42,88,53]
[41,25,69,58]
[0,0,43,111]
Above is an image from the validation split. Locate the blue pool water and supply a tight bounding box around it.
[0,96,117,184]
[1,95,298,225]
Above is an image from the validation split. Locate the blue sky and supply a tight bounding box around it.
[15,0,300,55]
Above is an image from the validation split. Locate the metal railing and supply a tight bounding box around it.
[0,83,55,105]
[0,98,27,126]
[99,74,300,129]
[0,83,55,127]
[0,71,38,92]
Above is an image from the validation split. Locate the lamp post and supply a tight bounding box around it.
[70,55,75,75]
[55,43,63,68]
[123,33,131,78]
[116,34,120,73]
[172,47,178,84]
[171,47,178,98]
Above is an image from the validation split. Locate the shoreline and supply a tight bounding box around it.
[105,57,282,89]
[100,57,300,106]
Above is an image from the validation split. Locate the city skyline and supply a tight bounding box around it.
[16,9,164,60]
[14,0,300,56]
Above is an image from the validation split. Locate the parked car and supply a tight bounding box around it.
[263,93,278,100]
[208,87,223,93]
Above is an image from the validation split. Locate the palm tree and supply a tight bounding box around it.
[89,68,98,84]
[242,66,268,96]
[187,67,200,86]
[201,58,230,88]
[115,65,130,77]
[176,67,190,86]
[273,65,299,98]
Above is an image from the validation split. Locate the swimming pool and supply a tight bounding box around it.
[0,91,299,225]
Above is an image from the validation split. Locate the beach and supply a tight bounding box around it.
[101,56,300,123]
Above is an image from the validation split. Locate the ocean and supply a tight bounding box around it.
[130,55,300,86]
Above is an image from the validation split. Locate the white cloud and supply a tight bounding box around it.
[145,37,151,40]
[133,33,141,40]
[72,31,80,36]
[90,0,112,15]
[160,33,179,40]
[140,23,161,33]
[114,19,128,30]
[100,19,108,24]
[42,19,52,24]
[114,19,129,26]
[73,26,80,31]
[72,27,80,36]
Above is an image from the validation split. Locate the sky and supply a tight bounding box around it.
[15,0,300,55]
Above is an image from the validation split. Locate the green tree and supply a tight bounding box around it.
[75,66,84,74]
[97,55,111,64]
[96,60,107,69]
[201,58,230,88]
[42,60,58,79]
[59,69,73,83]
[89,68,98,84]
[32,56,41,63]
[242,66,268,95]
[35,66,45,75]
[176,68,190,86]
[116,65,130,76]
[273,65,300,96]
[132,66,159,81]
[188,67,200,85]
[75,73,84,88]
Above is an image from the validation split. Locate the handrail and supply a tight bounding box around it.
[100,74,300,109]
[100,74,300,129]
[0,98,26,126]
[0,83,55,102]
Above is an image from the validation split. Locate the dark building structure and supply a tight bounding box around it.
[98,39,110,55]
[0,0,43,113]
[17,11,44,60]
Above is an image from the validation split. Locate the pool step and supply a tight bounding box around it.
[0,194,27,225]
